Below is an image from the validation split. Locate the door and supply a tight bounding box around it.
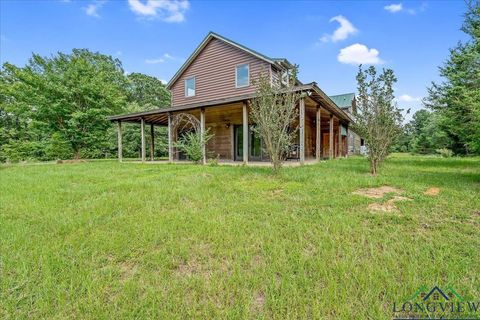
[234,125,244,161]
[234,125,263,161]
[249,128,262,161]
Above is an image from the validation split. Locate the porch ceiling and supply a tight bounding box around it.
[108,82,353,125]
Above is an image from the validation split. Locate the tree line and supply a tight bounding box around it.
[0,49,170,162]
[394,2,479,156]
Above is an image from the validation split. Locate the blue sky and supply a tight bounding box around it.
[0,0,469,120]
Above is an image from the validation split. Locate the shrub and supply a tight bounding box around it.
[436,148,453,158]
[44,133,73,160]
[175,130,213,163]
[0,140,45,163]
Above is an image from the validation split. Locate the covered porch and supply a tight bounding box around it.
[108,83,352,165]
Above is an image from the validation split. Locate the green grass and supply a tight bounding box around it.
[1,155,479,319]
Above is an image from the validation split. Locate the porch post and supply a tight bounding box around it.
[299,97,305,165]
[200,107,206,164]
[242,101,248,164]
[117,121,123,162]
[140,118,146,162]
[338,122,342,158]
[329,114,334,160]
[345,124,349,158]
[150,123,155,161]
[316,106,321,161]
[168,113,173,163]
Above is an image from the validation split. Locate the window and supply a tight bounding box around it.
[185,77,195,97]
[236,64,249,88]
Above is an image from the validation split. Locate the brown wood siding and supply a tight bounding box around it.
[305,108,316,158]
[170,38,270,107]
[205,103,243,160]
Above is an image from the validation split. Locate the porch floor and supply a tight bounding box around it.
[123,159,323,167]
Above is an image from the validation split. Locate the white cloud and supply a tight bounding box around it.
[145,58,165,64]
[144,53,176,64]
[337,43,384,65]
[384,2,427,15]
[384,3,403,13]
[159,79,168,84]
[397,94,421,102]
[320,15,357,43]
[84,1,105,18]
[128,0,190,22]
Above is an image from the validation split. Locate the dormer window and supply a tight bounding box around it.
[236,64,249,88]
[185,76,195,97]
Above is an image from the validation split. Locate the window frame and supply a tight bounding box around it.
[235,63,250,88]
[184,76,196,97]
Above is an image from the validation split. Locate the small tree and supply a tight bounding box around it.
[353,66,404,175]
[250,68,301,171]
[175,130,212,163]
[172,113,212,163]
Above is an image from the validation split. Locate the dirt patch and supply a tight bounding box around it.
[424,187,440,196]
[268,189,284,198]
[176,259,207,278]
[250,254,265,269]
[250,291,265,314]
[119,261,138,283]
[368,202,398,213]
[365,193,412,213]
[57,159,87,164]
[353,186,403,199]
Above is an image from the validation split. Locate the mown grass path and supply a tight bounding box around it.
[1,155,479,319]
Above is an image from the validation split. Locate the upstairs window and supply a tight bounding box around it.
[185,76,195,97]
[236,64,249,88]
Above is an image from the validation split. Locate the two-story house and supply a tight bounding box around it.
[109,32,354,164]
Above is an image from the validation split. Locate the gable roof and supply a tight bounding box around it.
[329,93,355,109]
[166,31,290,89]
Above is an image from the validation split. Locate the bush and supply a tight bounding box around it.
[0,140,45,163]
[436,148,453,158]
[175,130,212,163]
[44,133,73,160]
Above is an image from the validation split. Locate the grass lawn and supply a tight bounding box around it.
[1,155,479,319]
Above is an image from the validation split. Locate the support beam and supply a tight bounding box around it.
[329,114,334,160]
[168,113,173,163]
[200,108,206,164]
[299,97,305,165]
[150,124,155,161]
[338,122,342,158]
[242,102,248,164]
[345,124,349,158]
[117,121,123,162]
[316,106,321,161]
[140,118,146,162]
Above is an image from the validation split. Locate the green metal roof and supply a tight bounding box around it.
[329,93,355,109]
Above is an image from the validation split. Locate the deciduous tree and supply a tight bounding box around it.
[250,68,301,171]
[353,66,404,174]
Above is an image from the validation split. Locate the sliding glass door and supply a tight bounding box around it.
[234,125,263,161]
